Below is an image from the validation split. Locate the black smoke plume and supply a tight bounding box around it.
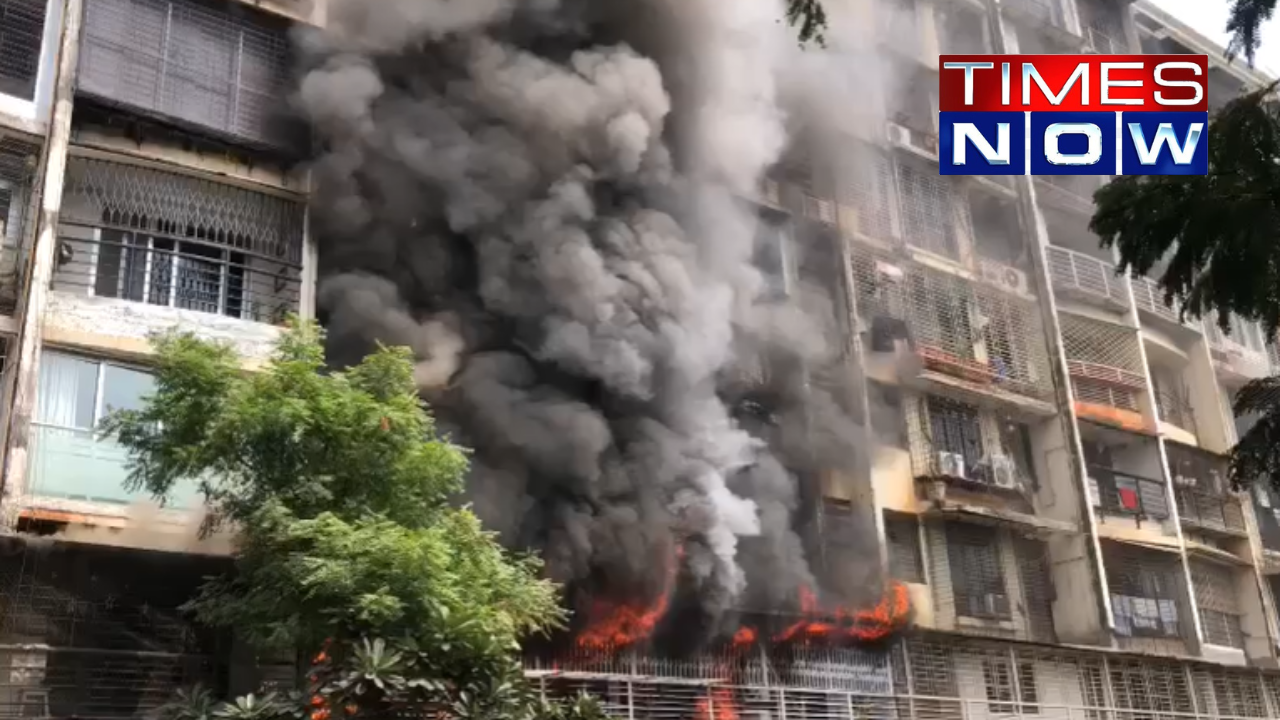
[297,0,889,645]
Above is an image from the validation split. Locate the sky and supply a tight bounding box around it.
[1149,0,1280,77]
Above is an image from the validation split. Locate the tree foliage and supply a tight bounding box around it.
[1089,0,1280,492]
[107,321,588,719]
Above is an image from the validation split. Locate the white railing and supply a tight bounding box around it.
[1047,246,1127,307]
[1129,275,1188,325]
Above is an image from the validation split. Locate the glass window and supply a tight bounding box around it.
[35,353,99,429]
[100,364,154,416]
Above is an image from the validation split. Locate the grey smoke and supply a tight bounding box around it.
[301,0,885,627]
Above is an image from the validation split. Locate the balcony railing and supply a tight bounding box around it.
[1004,0,1065,28]
[1129,275,1198,328]
[1047,246,1127,308]
[1089,466,1170,520]
[29,424,203,507]
[1153,386,1196,434]
[52,233,301,325]
[1203,318,1272,380]
[1174,487,1247,535]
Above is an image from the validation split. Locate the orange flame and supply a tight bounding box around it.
[576,546,682,651]
[731,626,757,650]
[769,580,911,645]
[694,687,739,720]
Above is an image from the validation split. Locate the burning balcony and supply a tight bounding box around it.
[1060,312,1151,433]
[1103,542,1195,657]
[852,249,1055,408]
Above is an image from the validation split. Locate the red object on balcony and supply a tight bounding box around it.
[917,345,995,384]
[1118,487,1140,512]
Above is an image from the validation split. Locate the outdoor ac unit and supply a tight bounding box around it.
[979,259,1031,295]
[1173,474,1197,489]
[938,451,966,478]
[981,592,1011,617]
[990,455,1020,489]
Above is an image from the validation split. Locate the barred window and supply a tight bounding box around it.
[982,655,1039,714]
[946,523,1009,619]
[884,511,923,583]
[926,396,983,470]
[1191,560,1244,649]
[0,0,46,101]
[1105,546,1182,639]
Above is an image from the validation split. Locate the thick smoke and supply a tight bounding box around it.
[299,0,886,636]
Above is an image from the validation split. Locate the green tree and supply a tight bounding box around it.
[1089,0,1280,491]
[108,321,599,720]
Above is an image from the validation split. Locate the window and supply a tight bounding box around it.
[91,228,250,318]
[31,352,199,506]
[0,0,46,102]
[946,523,1010,619]
[926,396,983,472]
[896,157,957,259]
[982,655,1039,714]
[1107,551,1182,640]
[884,511,924,583]
[753,218,792,302]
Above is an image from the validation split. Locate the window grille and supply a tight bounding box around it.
[980,654,1039,714]
[834,147,893,241]
[884,511,923,583]
[77,0,295,151]
[1190,560,1245,649]
[850,247,1054,399]
[1104,544,1185,643]
[895,155,959,259]
[1108,659,1195,718]
[56,157,304,324]
[1060,312,1146,415]
[945,523,1010,620]
[1150,364,1196,433]
[910,395,1037,490]
[0,0,45,101]
[1014,536,1056,643]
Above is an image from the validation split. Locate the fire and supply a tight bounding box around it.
[769,580,911,645]
[693,687,739,720]
[576,545,682,651]
[731,626,756,649]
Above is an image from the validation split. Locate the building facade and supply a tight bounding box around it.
[1,0,1280,717]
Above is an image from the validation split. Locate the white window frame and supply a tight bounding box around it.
[0,0,63,126]
[32,352,154,435]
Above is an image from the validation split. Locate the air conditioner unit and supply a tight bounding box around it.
[979,259,1031,295]
[980,592,1011,617]
[1173,474,1197,489]
[937,451,966,478]
[888,121,938,158]
[804,195,836,224]
[990,455,1019,489]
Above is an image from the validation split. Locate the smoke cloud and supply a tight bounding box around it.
[300,0,892,638]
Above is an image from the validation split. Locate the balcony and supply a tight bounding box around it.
[1129,275,1200,330]
[1174,487,1247,536]
[1103,542,1194,657]
[1003,0,1068,30]
[1088,466,1171,524]
[1047,246,1128,310]
[1204,316,1272,383]
[908,396,1037,500]
[1190,560,1246,650]
[53,156,304,328]
[1034,175,1098,215]
[1060,313,1151,432]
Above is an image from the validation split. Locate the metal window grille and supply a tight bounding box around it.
[907,395,1036,491]
[1013,536,1057,643]
[895,156,960,259]
[78,0,295,151]
[1103,544,1189,652]
[1189,559,1246,649]
[945,523,1010,620]
[1150,363,1197,433]
[1108,658,1196,717]
[1060,312,1146,412]
[1048,245,1128,308]
[1168,444,1245,535]
[56,157,303,323]
[883,511,923,583]
[0,0,45,101]
[851,247,1053,399]
[834,148,894,241]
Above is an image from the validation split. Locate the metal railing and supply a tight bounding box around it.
[1130,275,1200,328]
[1047,245,1128,308]
[1089,466,1170,520]
[51,233,301,326]
[1154,386,1197,434]
[1174,487,1247,534]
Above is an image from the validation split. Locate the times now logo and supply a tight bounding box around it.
[939,55,1209,176]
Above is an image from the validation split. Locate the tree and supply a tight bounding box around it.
[1089,0,1280,492]
[106,321,601,720]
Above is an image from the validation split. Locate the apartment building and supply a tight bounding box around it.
[535,2,1280,720]
[0,0,320,712]
[0,0,1279,718]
